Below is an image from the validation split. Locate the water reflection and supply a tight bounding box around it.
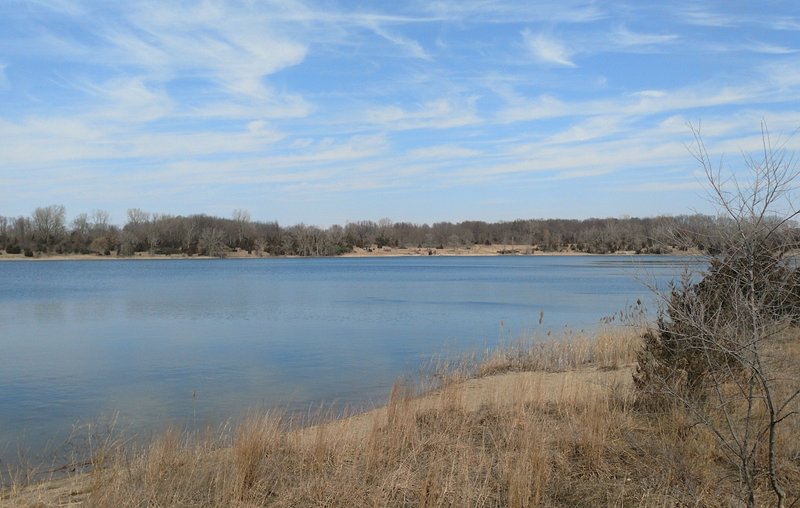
[33,301,66,322]
[0,256,700,464]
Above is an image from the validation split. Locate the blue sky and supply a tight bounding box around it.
[1,1,799,226]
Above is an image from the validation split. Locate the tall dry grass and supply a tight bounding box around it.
[475,325,642,377]
[2,325,798,507]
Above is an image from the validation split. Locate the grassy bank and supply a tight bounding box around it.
[3,326,798,507]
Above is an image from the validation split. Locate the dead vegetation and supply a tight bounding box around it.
[3,323,797,507]
[6,123,800,506]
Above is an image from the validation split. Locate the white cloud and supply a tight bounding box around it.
[2,1,800,222]
[678,7,741,27]
[611,26,678,49]
[770,17,800,31]
[366,22,431,60]
[25,0,86,16]
[364,98,479,130]
[450,131,690,186]
[495,94,570,123]
[521,30,576,67]
[621,181,704,192]
[84,77,172,123]
[633,90,666,98]
[544,116,626,144]
[495,62,800,127]
[183,94,313,121]
[405,145,481,159]
[104,5,309,99]
[247,120,281,139]
[748,42,797,55]
[14,2,316,128]
[424,1,606,24]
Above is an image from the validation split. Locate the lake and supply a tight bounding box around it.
[0,255,696,464]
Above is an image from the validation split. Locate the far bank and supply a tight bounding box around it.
[0,243,701,261]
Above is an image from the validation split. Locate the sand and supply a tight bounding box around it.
[1,365,631,507]
[0,244,657,261]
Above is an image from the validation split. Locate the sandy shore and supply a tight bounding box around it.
[341,245,600,257]
[293,365,632,444]
[0,245,684,261]
[0,365,632,507]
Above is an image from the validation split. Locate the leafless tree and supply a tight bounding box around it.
[636,122,800,507]
[198,227,227,257]
[232,209,252,249]
[31,204,66,249]
[72,213,91,243]
[90,209,111,233]
[126,208,149,228]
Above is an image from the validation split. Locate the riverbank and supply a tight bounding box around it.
[5,326,796,507]
[0,245,699,261]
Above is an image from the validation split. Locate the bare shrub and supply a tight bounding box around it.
[635,122,800,507]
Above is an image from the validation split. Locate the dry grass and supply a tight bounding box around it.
[2,326,798,507]
[475,326,642,377]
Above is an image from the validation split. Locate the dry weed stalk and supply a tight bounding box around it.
[4,323,796,507]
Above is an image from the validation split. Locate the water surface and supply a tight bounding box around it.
[0,256,695,463]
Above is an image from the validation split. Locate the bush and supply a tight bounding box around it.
[334,243,352,255]
[5,244,21,254]
[635,123,800,507]
[24,248,34,257]
[636,243,800,403]
[153,247,182,256]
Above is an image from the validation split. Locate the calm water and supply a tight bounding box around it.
[0,256,695,463]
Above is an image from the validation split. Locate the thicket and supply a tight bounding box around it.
[0,209,728,258]
[635,124,800,507]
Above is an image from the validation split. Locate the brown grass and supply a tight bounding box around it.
[2,325,798,507]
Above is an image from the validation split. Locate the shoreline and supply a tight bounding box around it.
[3,324,796,506]
[0,245,699,262]
[2,365,635,506]
[1,328,641,506]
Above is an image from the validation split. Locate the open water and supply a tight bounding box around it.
[0,255,698,464]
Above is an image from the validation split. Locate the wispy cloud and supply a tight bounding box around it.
[610,26,678,50]
[544,116,627,144]
[365,22,432,60]
[770,17,800,31]
[405,145,481,159]
[495,62,800,128]
[521,30,576,67]
[0,0,798,223]
[364,98,479,130]
[748,42,798,55]
[678,6,741,28]
[83,77,173,123]
[109,5,308,98]
[423,1,606,24]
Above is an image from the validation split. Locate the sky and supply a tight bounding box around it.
[1,1,799,227]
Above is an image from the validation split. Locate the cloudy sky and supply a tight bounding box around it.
[1,1,799,226]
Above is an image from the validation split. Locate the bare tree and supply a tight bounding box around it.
[232,209,251,248]
[72,213,91,243]
[0,215,8,243]
[183,215,200,253]
[90,209,111,233]
[198,227,227,257]
[636,123,800,507]
[31,204,66,249]
[126,208,149,228]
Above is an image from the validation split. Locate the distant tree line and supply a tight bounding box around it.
[0,205,747,257]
